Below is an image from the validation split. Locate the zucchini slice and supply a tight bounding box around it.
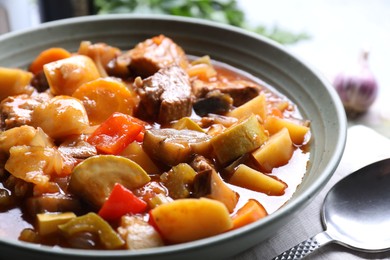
[69,155,150,208]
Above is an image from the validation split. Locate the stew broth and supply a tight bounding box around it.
[0,35,310,250]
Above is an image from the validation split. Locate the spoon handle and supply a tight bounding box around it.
[272,231,333,260]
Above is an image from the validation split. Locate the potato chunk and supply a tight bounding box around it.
[0,67,33,101]
[44,55,100,96]
[229,164,287,196]
[120,141,160,175]
[31,96,89,139]
[150,198,232,243]
[226,93,267,121]
[252,127,294,172]
[265,116,310,145]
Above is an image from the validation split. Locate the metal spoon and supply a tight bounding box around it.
[273,158,390,259]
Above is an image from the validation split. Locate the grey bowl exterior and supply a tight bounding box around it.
[0,14,347,260]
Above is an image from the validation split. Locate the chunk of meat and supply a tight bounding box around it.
[135,65,193,125]
[128,35,189,78]
[0,92,52,130]
[190,155,215,173]
[130,35,189,78]
[192,79,263,107]
[78,41,122,77]
[30,71,49,93]
[106,53,132,79]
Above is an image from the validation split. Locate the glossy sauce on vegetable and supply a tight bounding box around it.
[200,61,310,214]
[0,35,311,250]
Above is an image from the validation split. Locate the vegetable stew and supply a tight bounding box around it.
[0,34,311,250]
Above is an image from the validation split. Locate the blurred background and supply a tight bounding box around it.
[0,0,389,137]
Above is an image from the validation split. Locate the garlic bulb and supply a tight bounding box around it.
[333,50,379,117]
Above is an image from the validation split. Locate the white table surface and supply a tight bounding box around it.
[239,0,390,139]
[233,125,390,259]
[1,2,389,258]
[233,2,390,258]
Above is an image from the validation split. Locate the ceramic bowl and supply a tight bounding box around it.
[0,14,347,260]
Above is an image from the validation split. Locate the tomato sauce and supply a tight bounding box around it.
[0,36,311,249]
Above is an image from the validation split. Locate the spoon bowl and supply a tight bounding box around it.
[274,158,390,259]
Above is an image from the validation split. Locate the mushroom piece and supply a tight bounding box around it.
[118,215,164,250]
[142,128,211,166]
[193,90,233,116]
[25,193,83,217]
[191,156,239,213]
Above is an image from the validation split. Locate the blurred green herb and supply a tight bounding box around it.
[93,0,310,45]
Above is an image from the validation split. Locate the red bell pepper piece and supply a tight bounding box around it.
[87,112,144,155]
[134,131,145,142]
[129,116,150,142]
[99,183,148,221]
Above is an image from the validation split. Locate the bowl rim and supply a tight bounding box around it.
[0,13,347,258]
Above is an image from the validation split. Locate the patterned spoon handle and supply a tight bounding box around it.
[272,231,333,260]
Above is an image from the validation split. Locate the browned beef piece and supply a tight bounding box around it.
[107,35,189,79]
[190,155,215,173]
[30,70,49,92]
[0,92,51,130]
[192,79,263,107]
[128,34,189,78]
[135,65,193,125]
[107,53,132,79]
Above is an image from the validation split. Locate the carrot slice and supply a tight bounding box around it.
[72,77,139,125]
[231,199,268,230]
[29,47,72,74]
[270,107,283,118]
